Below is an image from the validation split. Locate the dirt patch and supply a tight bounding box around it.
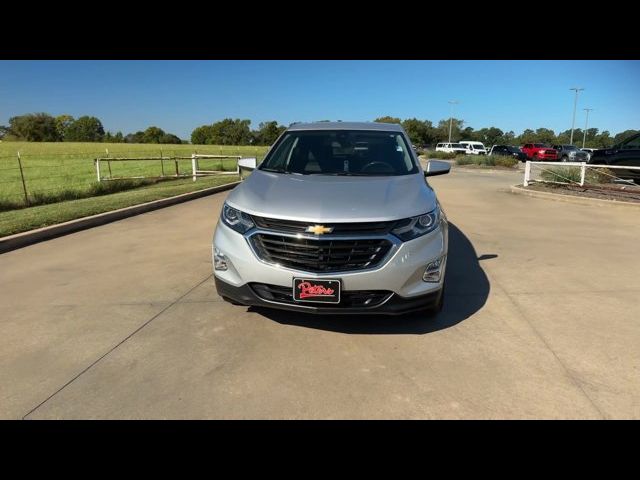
[524,182,640,203]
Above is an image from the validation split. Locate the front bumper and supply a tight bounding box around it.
[215,277,443,315]
[213,219,448,314]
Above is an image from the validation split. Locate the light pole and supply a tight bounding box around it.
[582,108,593,148]
[448,100,459,143]
[569,87,584,145]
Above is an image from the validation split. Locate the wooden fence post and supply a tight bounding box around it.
[17,152,30,206]
[106,148,112,179]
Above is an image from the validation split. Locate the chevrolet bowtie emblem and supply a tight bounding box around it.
[305,225,334,235]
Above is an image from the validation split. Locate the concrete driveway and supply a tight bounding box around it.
[1,168,639,419]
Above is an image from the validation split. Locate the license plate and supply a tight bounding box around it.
[293,278,341,304]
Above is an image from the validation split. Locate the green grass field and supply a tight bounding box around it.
[0,142,268,209]
[0,142,266,237]
[0,174,239,237]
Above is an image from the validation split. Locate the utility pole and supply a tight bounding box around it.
[582,108,593,148]
[569,87,584,145]
[448,100,459,143]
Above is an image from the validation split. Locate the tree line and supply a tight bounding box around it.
[372,116,638,149]
[0,113,184,144]
[1,112,636,148]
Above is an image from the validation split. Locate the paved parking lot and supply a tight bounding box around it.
[1,168,639,419]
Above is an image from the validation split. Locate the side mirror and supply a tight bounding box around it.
[238,157,257,179]
[424,159,451,177]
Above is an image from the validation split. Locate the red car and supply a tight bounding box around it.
[521,143,558,161]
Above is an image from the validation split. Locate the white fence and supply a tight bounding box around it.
[523,161,640,188]
[94,154,255,182]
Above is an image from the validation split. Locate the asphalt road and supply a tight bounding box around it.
[1,167,639,419]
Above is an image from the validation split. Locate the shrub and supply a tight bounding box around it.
[426,150,458,160]
[456,155,518,168]
[540,167,614,184]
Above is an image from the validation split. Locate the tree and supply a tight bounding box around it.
[191,125,215,145]
[8,113,60,141]
[518,129,536,144]
[593,131,613,149]
[435,118,464,142]
[55,114,74,140]
[0,125,9,140]
[64,116,105,142]
[159,133,182,144]
[374,116,402,124]
[142,126,166,144]
[502,131,516,144]
[475,127,504,146]
[103,132,114,142]
[401,118,435,146]
[209,119,252,145]
[460,127,478,141]
[125,131,145,143]
[114,131,124,143]
[534,128,555,145]
[613,130,640,145]
[253,121,286,146]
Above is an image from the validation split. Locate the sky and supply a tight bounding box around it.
[1,60,638,139]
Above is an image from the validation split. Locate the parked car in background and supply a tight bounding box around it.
[581,148,597,161]
[521,143,559,161]
[435,142,467,154]
[458,141,487,155]
[552,144,590,163]
[589,132,640,183]
[488,145,528,161]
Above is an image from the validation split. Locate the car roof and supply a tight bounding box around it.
[287,121,404,132]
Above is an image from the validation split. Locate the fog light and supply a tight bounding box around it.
[423,256,445,282]
[213,247,228,271]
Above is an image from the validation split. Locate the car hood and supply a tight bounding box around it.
[225,170,437,223]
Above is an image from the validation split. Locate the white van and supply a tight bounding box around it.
[459,141,487,155]
[435,143,467,154]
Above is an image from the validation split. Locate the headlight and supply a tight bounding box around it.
[221,203,254,234]
[392,207,440,241]
[539,149,546,154]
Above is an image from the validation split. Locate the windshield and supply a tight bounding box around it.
[533,143,548,148]
[259,130,419,176]
[506,146,521,153]
[563,145,578,150]
[451,143,465,148]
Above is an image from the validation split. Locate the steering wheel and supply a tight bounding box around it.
[360,161,394,173]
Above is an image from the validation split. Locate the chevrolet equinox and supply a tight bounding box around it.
[213,122,450,315]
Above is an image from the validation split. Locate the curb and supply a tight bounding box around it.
[0,181,240,254]
[510,184,640,209]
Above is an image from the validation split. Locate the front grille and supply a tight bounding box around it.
[250,283,392,308]
[544,150,557,155]
[250,234,392,273]
[251,215,396,235]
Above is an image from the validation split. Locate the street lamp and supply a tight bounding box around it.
[582,108,593,148]
[448,100,459,143]
[569,87,584,145]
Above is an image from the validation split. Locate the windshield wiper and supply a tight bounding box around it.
[314,172,370,176]
[260,167,290,173]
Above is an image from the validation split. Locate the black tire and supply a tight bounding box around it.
[561,155,569,162]
[221,296,244,306]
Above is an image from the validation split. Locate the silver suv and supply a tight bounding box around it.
[213,122,450,315]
